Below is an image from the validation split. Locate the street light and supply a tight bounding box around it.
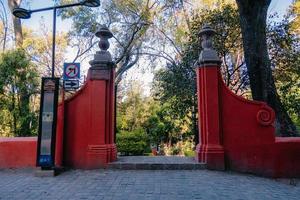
[13,0,100,171]
[12,0,100,77]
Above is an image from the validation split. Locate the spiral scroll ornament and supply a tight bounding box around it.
[256,105,275,126]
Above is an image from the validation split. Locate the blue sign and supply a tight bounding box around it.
[63,63,80,80]
[39,155,52,166]
[64,80,79,91]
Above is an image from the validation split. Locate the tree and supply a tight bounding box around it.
[22,21,69,77]
[57,0,152,84]
[7,0,23,47]
[153,4,249,144]
[268,13,300,132]
[117,80,146,131]
[115,78,185,148]
[290,0,300,34]
[0,49,39,136]
[143,101,184,148]
[236,0,298,136]
[0,0,8,51]
[56,0,198,86]
[153,62,198,144]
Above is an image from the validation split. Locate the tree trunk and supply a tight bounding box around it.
[8,0,32,136]
[19,91,31,136]
[236,0,298,136]
[11,83,17,136]
[192,96,199,145]
[8,0,23,47]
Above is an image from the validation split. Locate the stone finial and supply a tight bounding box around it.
[96,26,113,51]
[197,24,221,65]
[89,26,114,68]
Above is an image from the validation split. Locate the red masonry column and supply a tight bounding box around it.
[63,26,117,169]
[195,25,225,170]
[80,26,117,168]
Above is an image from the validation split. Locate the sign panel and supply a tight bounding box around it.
[63,79,79,91]
[63,63,80,80]
[36,77,59,168]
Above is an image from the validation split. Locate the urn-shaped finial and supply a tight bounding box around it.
[96,26,113,51]
[89,26,114,68]
[199,24,216,50]
[197,24,220,65]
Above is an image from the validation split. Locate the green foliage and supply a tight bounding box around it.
[143,102,184,146]
[117,79,191,155]
[117,81,149,132]
[153,4,246,144]
[184,150,195,157]
[116,129,150,156]
[169,146,181,155]
[182,139,195,157]
[267,14,300,127]
[290,0,300,34]
[0,49,39,136]
[162,140,195,156]
[154,4,300,137]
[22,27,68,77]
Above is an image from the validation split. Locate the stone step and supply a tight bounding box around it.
[108,163,206,170]
[107,156,206,170]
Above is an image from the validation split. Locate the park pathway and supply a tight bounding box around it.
[0,167,299,200]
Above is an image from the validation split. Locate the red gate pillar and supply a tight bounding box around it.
[85,26,117,168]
[195,25,225,170]
[63,26,117,169]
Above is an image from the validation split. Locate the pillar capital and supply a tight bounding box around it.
[88,26,115,80]
[89,26,115,69]
[197,24,221,66]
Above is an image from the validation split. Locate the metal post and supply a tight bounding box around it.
[51,7,57,78]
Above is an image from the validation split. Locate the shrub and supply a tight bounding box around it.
[184,150,195,157]
[163,138,195,156]
[170,146,181,155]
[116,129,150,156]
[181,138,195,156]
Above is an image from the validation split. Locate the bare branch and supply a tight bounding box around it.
[153,26,183,56]
[116,49,140,79]
[72,40,97,63]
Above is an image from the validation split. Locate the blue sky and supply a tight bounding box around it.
[269,0,294,15]
[15,0,294,36]
[3,0,295,94]
[20,0,73,33]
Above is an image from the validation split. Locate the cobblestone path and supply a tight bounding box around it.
[0,169,299,200]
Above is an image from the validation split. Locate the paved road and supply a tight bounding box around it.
[0,169,299,200]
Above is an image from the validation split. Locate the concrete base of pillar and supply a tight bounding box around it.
[85,144,117,169]
[34,168,56,177]
[195,144,225,170]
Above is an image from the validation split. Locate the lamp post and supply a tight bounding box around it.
[12,0,100,171]
[12,0,100,78]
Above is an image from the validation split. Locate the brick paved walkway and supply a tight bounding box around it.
[0,169,299,200]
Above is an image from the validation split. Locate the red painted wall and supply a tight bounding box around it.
[60,68,117,169]
[196,65,300,178]
[220,72,300,177]
[0,137,37,168]
[0,100,67,169]
[0,68,117,169]
[55,100,64,167]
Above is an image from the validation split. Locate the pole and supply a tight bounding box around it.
[30,2,82,14]
[3,27,7,51]
[51,7,57,78]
